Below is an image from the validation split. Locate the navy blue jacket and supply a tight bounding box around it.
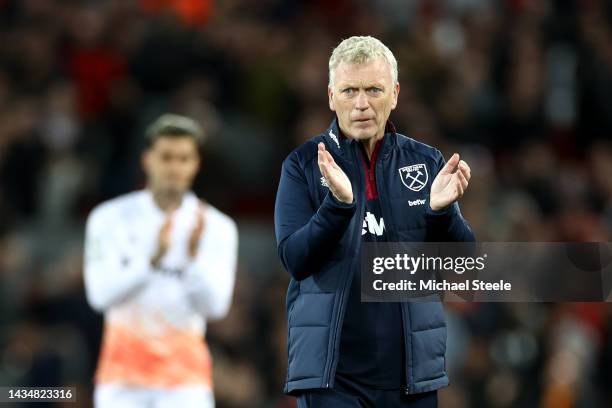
[274,119,475,395]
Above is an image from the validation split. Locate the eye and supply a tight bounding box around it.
[341,87,357,95]
[367,87,383,94]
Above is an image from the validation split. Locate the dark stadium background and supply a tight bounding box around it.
[0,0,611,407]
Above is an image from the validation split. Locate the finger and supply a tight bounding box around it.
[318,149,327,171]
[318,157,330,179]
[191,206,205,236]
[318,148,327,166]
[190,208,204,257]
[457,169,469,190]
[459,168,471,183]
[458,160,471,180]
[455,175,464,197]
[162,215,174,231]
[193,212,204,233]
[191,224,203,242]
[318,145,331,167]
[440,153,460,175]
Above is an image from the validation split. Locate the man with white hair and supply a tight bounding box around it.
[84,114,238,408]
[275,36,474,407]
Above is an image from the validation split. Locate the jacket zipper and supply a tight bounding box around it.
[323,142,365,388]
[375,146,414,395]
[401,303,413,394]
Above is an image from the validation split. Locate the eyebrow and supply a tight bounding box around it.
[339,82,385,89]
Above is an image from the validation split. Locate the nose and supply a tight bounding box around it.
[355,90,369,111]
[168,160,186,176]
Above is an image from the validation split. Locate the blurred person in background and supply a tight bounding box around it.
[275,36,474,408]
[83,114,238,408]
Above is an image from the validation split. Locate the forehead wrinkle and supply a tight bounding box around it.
[334,62,392,88]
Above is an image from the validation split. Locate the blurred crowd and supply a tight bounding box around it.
[0,0,612,407]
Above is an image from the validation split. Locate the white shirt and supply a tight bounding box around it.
[84,190,238,388]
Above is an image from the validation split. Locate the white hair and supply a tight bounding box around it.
[328,36,398,87]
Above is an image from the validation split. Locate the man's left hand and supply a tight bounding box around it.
[429,153,471,211]
[189,203,206,259]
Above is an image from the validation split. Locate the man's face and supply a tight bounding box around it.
[142,136,200,196]
[328,59,399,141]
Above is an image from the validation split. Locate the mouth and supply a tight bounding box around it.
[353,118,374,127]
[165,175,183,184]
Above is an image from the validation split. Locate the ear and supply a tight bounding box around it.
[328,86,335,112]
[391,83,400,110]
[191,141,202,171]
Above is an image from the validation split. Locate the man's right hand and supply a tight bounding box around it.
[151,211,174,267]
[317,142,353,204]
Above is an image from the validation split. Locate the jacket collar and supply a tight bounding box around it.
[323,116,398,159]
